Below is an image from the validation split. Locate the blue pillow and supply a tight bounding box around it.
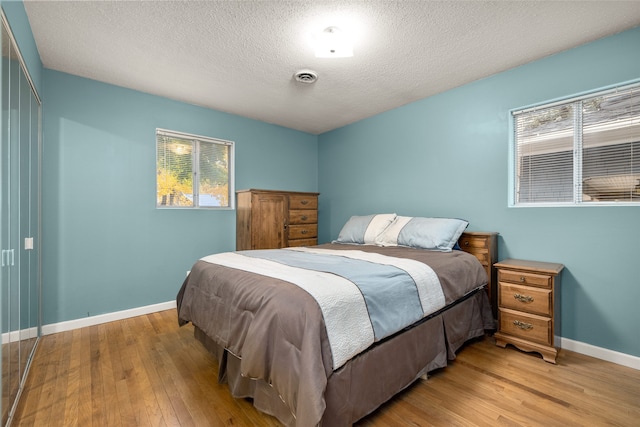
[333,214,396,245]
[375,216,469,252]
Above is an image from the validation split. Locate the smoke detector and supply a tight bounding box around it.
[294,69,318,84]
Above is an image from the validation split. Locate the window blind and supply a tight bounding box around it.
[581,88,640,202]
[156,129,234,208]
[513,82,640,205]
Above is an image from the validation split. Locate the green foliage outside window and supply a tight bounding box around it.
[156,130,233,208]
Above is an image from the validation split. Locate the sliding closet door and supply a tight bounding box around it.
[0,20,9,421]
[6,44,19,423]
[0,15,41,425]
[28,78,39,366]
[19,60,37,378]
[0,20,21,422]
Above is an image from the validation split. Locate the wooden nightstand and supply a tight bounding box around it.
[493,259,564,363]
[458,232,499,319]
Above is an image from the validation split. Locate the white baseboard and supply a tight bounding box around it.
[2,327,38,344]
[41,300,177,336]
[39,302,638,371]
[557,336,640,370]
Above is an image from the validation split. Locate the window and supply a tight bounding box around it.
[156,129,234,208]
[511,81,640,206]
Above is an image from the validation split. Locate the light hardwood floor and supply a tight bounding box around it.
[13,309,640,426]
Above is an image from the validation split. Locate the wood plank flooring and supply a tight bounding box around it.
[13,309,640,426]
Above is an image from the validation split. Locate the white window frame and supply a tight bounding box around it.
[156,128,235,209]
[509,79,640,207]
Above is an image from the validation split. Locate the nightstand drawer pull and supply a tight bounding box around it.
[301,215,308,221]
[514,293,534,303]
[300,200,309,205]
[301,230,308,234]
[513,320,533,330]
[519,276,526,283]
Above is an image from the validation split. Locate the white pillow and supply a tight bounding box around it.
[375,216,468,252]
[333,214,397,245]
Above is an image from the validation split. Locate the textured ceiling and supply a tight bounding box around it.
[23,1,640,134]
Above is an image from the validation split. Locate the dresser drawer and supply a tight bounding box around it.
[289,195,317,210]
[498,270,551,288]
[287,238,317,247]
[289,209,317,224]
[499,309,552,346]
[288,224,317,240]
[499,283,552,316]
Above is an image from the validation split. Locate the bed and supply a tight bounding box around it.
[177,214,496,426]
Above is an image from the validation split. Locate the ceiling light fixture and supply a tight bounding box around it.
[314,26,353,58]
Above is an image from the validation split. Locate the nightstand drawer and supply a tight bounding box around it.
[499,309,551,346]
[289,195,318,210]
[499,270,551,288]
[466,249,489,266]
[288,224,317,240]
[499,283,552,316]
[458,235,488,250]
[289,209,317,224]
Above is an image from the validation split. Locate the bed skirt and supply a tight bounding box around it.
[193,289,494,426]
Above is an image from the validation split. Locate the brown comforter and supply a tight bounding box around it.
[177,244,488,427]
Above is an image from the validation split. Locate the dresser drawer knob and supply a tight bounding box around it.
[513,320,533,330]
[514,293,534,303]
[301,230,308,234]
[300,200,309,205]
[301,215,308,221]
[519,276,526,283]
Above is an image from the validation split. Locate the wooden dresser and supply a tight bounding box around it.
[493,259,564,363]
[458,231,499,319]
[236,189,319,250]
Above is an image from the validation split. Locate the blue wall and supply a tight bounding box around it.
[318,27,640,357]
[42,70,317,324]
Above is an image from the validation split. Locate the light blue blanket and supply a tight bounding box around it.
[243,249,429,342]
